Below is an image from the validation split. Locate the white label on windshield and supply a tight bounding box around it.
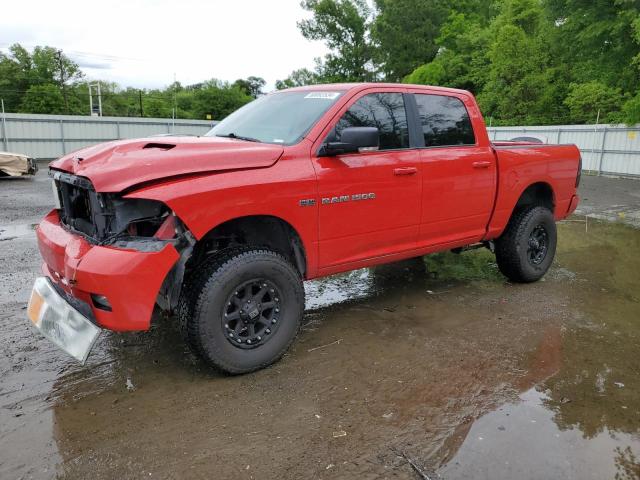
[304,92,340,100]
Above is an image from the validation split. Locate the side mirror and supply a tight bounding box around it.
[320,127,379,156]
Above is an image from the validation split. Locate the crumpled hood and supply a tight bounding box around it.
[50,136,284,192]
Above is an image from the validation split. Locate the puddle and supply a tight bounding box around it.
[440,387,640,479]
[1,218,639,479]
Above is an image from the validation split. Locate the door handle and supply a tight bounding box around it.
[393,167,418,176]
[472,161,492,169]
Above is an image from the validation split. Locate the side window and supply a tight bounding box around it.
[414,94,475,147]
[335,93,409,150]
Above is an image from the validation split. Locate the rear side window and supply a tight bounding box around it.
[335,93,409,150]
[414,94,475,147]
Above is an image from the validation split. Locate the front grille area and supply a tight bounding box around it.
[51,169,169,245]
[52,171,111,241]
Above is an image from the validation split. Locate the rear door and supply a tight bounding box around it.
[410,92,496,246]
[311,90,422,270]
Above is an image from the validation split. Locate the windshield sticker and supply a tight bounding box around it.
[304,92,340,100]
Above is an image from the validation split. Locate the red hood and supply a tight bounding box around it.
[49,136,284,192]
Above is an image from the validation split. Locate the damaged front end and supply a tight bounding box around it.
[52,170,192,250]
[50,169,195,318]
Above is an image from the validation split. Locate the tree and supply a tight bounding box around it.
[404,11,492,93]
[0,44,83,114]
[299,0,376,82]
[545,0,640,93]
[275,68,319,89]
[564,81,621,124]
[622,94,640,126]
[371,0,448,81]
[191,80,253,120]
[474,0,567,125]
[19,84,66,114]
[233,76,266,98]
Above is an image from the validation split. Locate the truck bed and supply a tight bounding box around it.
[485,142,582,239]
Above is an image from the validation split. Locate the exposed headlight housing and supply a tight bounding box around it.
[52,170,186,251]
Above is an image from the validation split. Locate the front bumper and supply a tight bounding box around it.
[36,209,180,332]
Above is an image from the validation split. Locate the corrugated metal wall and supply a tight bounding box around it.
[0,113,213,159]
[1,114,638,176]
[488,124,640,177]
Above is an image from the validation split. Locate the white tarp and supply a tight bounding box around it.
[0,151,35,176]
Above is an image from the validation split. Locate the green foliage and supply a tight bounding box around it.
[478,1,562,125]
[423,250,502,282]
[299,0,376,81]
[4,0,640,127]
[371,0,448,80]
[404,62,446,85]
[622,94,640,126]
[190,81,253,119]
[404,12,491,92]
[0,44,255,120]
[275,68,319,90]
[564,82,622,124]
[399,0,639,125]
[232,76,266,98]
[19,84,66,114]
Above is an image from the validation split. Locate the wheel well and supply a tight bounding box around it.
[514,182,555,214]
[188,216,307,278]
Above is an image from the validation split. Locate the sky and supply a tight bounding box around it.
[0,0,328,91]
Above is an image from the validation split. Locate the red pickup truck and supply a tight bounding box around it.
[28,83,581,373]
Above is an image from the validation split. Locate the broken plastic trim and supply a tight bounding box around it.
[52,170,185,248]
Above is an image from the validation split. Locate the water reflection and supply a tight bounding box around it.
[39,220,640,478]
[440,387,640,479]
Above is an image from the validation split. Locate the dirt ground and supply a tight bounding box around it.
[1,171,639,480]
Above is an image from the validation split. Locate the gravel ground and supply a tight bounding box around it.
[576,173,640,228]
[1,170,639,480]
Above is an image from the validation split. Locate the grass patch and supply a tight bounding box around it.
[422,249,502,282]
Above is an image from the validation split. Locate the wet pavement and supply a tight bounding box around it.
[1,171,639,479]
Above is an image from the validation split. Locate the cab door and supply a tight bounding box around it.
[410,92,497,247]
[311,90,422,271]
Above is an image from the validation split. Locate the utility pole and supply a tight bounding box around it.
[139,90,144,117]
[172,73,177,133]
[56,50,69,113]
[1,99,8,151]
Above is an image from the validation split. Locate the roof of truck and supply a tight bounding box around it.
[284,82,472,97]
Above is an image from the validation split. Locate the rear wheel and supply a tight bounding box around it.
[179,247,304,374]
[495,206,557,283]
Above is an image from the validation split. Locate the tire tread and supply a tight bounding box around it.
[177,246,304,374]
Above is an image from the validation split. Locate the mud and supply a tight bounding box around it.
[1,171,639,479]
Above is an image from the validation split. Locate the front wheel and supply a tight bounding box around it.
[495,206,557,283]
[178,247,305,374]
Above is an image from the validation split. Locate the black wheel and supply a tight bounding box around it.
[178,247,304,374]
[495,206,557,283]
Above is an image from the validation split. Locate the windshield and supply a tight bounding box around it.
[205,90,344,145]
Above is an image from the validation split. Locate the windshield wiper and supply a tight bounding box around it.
[215,132,261,143]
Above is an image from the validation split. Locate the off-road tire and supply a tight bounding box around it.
[495,206,557,283]
[178,247,304,374]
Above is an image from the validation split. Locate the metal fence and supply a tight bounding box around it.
[0,112,213,160]
[488,124,640,177]
[1,113,638,177]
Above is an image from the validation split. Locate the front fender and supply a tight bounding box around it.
[125,155,320,277]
